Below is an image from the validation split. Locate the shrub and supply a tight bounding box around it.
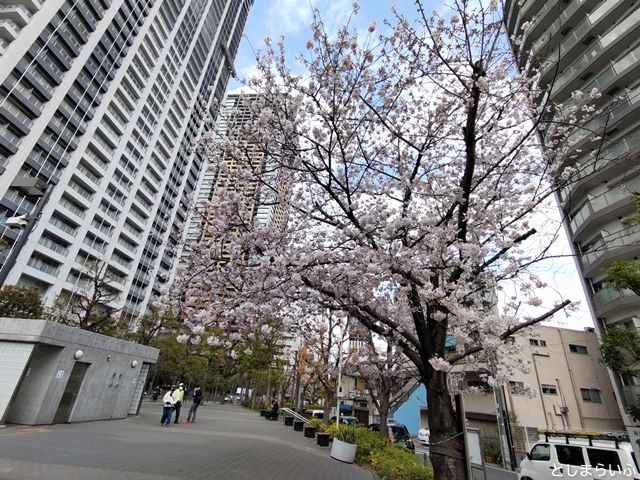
[334,424,357,444]
[354,426,388,464]
[324,422,339,439]
[307,418,325,432]
[370,444,434,480]
[483,439,503,465]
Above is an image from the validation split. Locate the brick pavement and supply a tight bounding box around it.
[0,402,374,480]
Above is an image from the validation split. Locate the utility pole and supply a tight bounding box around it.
[0,181,54,287]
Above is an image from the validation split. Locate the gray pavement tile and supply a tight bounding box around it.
[0,403,373,480]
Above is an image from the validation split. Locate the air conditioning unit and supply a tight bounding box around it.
[553,404,569,415]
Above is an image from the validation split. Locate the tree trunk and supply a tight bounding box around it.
[378,395,390,440]
[323,386,335,423]
[426,371,467,480]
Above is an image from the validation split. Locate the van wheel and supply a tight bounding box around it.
[520,477,533,480]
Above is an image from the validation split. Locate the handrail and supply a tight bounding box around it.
[280,408,308,424]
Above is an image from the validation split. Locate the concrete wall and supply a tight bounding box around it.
[0,342,34,423]
[6,344,62,424]
[0,318,158,425]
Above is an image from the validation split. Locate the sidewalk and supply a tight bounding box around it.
[0,403,374,480]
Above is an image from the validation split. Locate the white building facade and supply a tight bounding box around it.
[0,0,252,323]
[504,0,640,444]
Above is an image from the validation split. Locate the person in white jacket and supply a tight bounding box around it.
[161,387,176,426]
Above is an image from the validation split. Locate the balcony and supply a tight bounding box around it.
[49,216,77,237]
[68,180,94,203]
[26,256,60,277]
[117,237,137,254]
[98,202,120,222]
[0,101,34,135]
[9,81,43,115]
[581,226,640,272]
[4,188,35,212]
[77,163,101,185]
[0,18,19,41]
[111,254,132,270]
[83,236,106,254]
[38,236,69,256]
[91,219,112,236]
[592,287,639,315]
[59,197,86,219]
[570,182,640,236]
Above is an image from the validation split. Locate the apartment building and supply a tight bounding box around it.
[0,0,252,324]
[504,0,640,429]
[181,91,291,268]
[459,325,623,464]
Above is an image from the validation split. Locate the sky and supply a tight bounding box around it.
[229,0,595,331]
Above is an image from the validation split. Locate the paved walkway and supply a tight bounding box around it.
[0,402,374,480]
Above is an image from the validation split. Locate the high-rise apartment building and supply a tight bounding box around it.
[0,0,252,323]
[504,0,640,432]
[184,92,289,260]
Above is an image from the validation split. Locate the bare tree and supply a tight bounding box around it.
[48,260,122,335]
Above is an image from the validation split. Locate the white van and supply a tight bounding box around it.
[304,409,324,420]
[519,439,640,479]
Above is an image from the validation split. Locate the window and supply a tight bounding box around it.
[508,381,526,395]
[555,445,585,466]
[586,448,621,471]
[580,388,602,403]
[505,336,515,345]
[541,384,557,395]
[569,344,588,354]
[529,339,547,347]
[530,444,550,461]
[467,380,491,392]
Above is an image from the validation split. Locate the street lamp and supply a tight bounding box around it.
[0,177,54,287]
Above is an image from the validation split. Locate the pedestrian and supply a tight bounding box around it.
[173,383,185,424]
[184,385,203,423]
[266,399,279,420]
[161,387,176,426]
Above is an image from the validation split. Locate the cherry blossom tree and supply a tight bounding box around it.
[352,332,414,440]
[292,311,355,421]
[175,2,597,478]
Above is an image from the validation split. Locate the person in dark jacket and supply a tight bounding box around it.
[266,399,279,420]
[184,385,203,423]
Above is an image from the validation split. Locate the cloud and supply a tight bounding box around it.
[265,0,315,38]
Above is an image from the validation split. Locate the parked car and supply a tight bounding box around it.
[304,409,324,420]
[519,438,639,480]
[330,415,359,425]
[418,427,430,445]
[368,422,415,452]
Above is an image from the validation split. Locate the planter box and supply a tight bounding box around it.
[330,438,357,463]
[284,416,294,426]
[317,432,330,447]
[304,426,316,438]
[293,420,304,431]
